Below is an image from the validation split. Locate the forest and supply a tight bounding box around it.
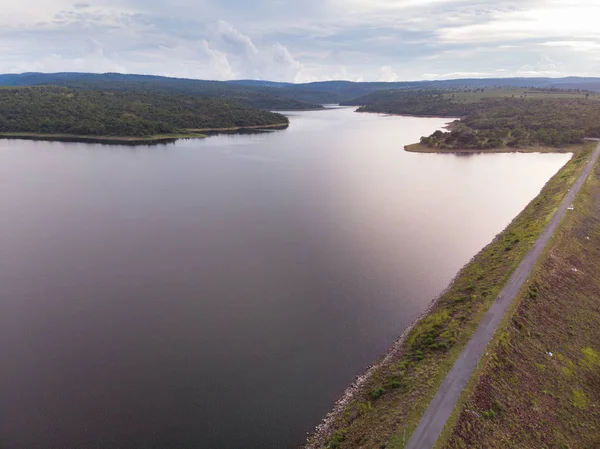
[422,98,600,150]
[0,86,289,137]
[345,89,600,150]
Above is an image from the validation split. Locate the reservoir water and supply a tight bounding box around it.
[0,108,570,448]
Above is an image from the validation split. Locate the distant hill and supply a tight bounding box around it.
[3,73,600,111]
[0,73,327,109]
[0,73,330,110]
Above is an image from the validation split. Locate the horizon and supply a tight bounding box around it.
[3,71,600,86]
[2,1,599,82]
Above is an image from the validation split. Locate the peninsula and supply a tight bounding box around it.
[0,86,289,144]
[343,87,600,153]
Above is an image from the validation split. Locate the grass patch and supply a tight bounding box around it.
[306,143,594,449]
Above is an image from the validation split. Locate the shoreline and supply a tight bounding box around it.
[305,143,594,449]
[186,123,289,132]
[404,142,575,154]
[0,123,289,146]
[306,298,440,449]
[350,108,464,120]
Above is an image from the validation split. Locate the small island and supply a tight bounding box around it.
[0,86,289,144]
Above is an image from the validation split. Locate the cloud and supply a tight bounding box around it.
[200,40,235,80]
[437,3,600,44]
[205,20,308,81]
[0,0,599,81]
[379,66,398,82]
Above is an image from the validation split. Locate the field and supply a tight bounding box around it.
[438,149,600,449]
[440,88,600,104]
[306,143,595,449]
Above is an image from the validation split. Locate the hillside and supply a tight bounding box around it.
[0,73,329,110]
[4,73,600,111]
[0,86,289,138]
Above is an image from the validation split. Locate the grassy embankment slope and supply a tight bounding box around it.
[307,143,595,449]
[0,86,289,144]
[436,151,600,449]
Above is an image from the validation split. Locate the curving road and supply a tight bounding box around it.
[405,142,600,449]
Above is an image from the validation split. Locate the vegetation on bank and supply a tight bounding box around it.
[438,151,600,449]
[0,132,208,145]
[404,143,578,154]
[306,144,594,449]
[345,88,600,151]
[0,86,289,139]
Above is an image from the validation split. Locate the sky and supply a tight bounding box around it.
[1,0,599,82]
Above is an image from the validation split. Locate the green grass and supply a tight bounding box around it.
[306,143,595,449]
[438,146,600,449]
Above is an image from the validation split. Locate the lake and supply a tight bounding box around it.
[0,107,570,448]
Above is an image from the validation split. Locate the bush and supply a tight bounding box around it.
[369,387,386,400]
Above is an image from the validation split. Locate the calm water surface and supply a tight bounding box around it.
[0,108,570,448]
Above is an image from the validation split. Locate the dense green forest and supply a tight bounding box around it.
[0,86,289,137]
[346,88,600,150]
[423,98,600,150]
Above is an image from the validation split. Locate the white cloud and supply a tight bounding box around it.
[438,3,600,44]
[200,40,236,80]
[541,40,600,52]
[207,21,308,81]
[379,65,398,82]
